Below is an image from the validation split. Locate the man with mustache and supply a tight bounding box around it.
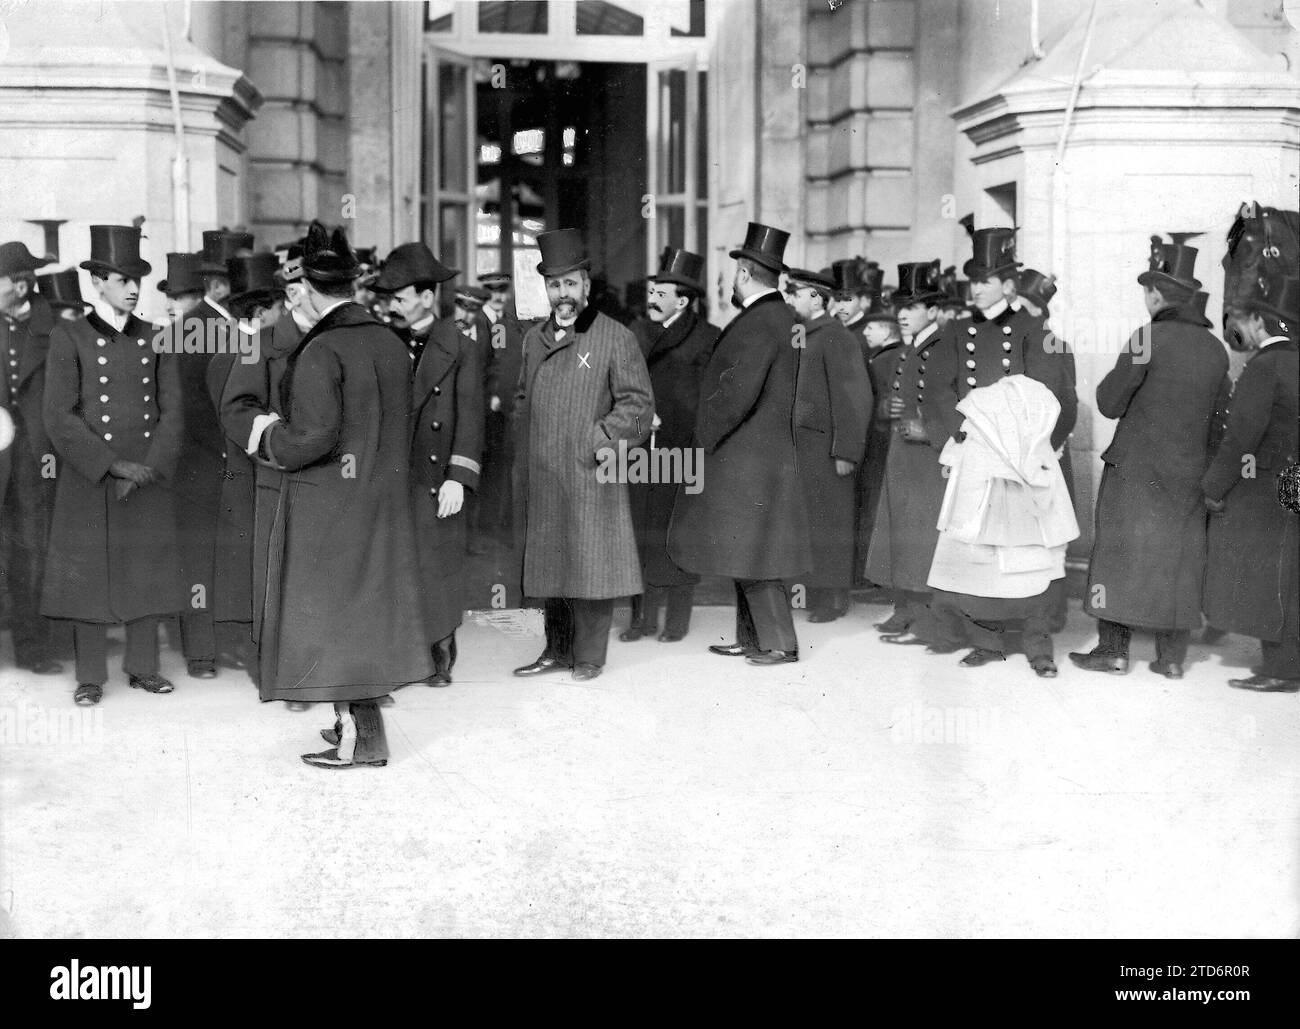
[42,225,187,706]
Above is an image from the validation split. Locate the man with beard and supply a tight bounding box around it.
[785,266,872,623]
[621,246,717,644]
[372,241,458,365]
[42,225,186,705]
[0,240,62,675]
[512,229,653,682]
[249,224,431,767]
[1070,237,1230,680]
[668,222,809,666]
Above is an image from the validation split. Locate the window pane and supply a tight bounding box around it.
[656,69,686,195]
[576,1,644,36]
[479,0,548,33]
[439,203,468,285]
[439,63,468,193]
[426,0,454,32]
[657,205,685,253]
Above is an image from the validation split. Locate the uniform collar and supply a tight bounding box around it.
[973,298,1009,323]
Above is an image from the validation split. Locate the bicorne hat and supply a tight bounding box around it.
[963,227,1020,281]
[372,242,458,292]
[729,221,789,275]
[157,252,207,296]
[1137,235,1201,293]
[892,260,944,306]
[536,229,591,277]
[0,241,52,279]
[36,268,89,311]
[79,225,151,279]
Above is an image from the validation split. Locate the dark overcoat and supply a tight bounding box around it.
[795,314,872,589]
[256,303,432,702]
[411,318,485,642]
[479,309,529,534]
[0,295,56,464]
[629,309,717,588]
[1084,307,1230,630]
[41,312,187,622]
[1202,336,1299,642]
[513,303,653,599]
[856,339,900,569]
[864,325,952,592]
[668,290,812,580]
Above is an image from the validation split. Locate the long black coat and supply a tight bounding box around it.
[41,312,187,622]
[479,309,529,535]
[256,303,432,702]
[795,314,872,589]
[1085,307,1230,630]
[411,318,485,642]
[630,309,717,587]
[668,290,812,580]
[855,338,900,572]
[1202,337,1298,642]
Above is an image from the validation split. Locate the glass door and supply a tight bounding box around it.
[426,46,477,288]
[646,54,707,271]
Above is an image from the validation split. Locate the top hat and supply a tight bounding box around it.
[729,221,790,275]
[157,252,207,296]
[79,224,151,279]
[1254,272,1300,325]
[455,284,490,307]
[36,267,89,311]
[651,245,706,293]
[829,258,863,297]
[962,227,1020,280]
[373,242,458,292]
[229,253,280,302]
[0,241,52,278]
[1137,235,1201,293]
[480,270,513,289]
[860,261,884,301]
[536,229,591,277]
[301,222,361,284]
[892,260,944,306]
[1017,268,1058,310]
[786,267,835,293]
[1188,290,1210,320]
[198,229,255,275]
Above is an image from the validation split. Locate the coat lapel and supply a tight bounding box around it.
[412,324,458,412]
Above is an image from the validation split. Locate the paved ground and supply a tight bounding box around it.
[1,600,1296,938]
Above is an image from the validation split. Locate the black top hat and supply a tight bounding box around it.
[729,221,790,275]
[860,261,884,300]
[36,268,88,310]
[157,252,207,296]
[0,241,52,278]
[536,229,591,277]
[479,270,513,288]
[651,246,706,293]
[1137,235,1201,293]
[829,258,863,297]
[1189,290,1209,319]
[301,222,361,284]
[892,261,944,306]
[1017,268,1058,310]
[1255,272,1300,325]
[455,284,490,306]
[786,267,835,292]
[962,227,1020,280]
[198,229,255,275]
[229,253,280,302]
[80,224,151,279]
[373,242,458,292]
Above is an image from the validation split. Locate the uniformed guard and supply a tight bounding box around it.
[1202,273,1299,693]
[1070,236,1231,679]
[372,242,459,365]
[42,225,186,705]
[0,240,63,674]
[785,266,872,623]
[36,267,93,322]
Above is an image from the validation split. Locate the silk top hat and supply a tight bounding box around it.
[651,245,706,293]
[373,242,458,292]
[962,227,1020,280]
[729,221,790,274]
[1137,235,1201,292]
[535,228,591,277]
[229,253,280,302]
[1189,290,1209,320]
[480,270,512,289]
[36,268,89,311]
[861,261,884,301]
[1018,268,1058,309]
[830,258,863,297]
[198,229,255,275]
[80,224,151,279]
[0,241,52,278]
[892,260,944,305]
[157,252,206,296]
[786,267,836,293]
[301,222,361,284]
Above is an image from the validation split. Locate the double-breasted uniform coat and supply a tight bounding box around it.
[1201,336,1298,648]
[41,311,187,622]
[410,318,485,642]
[513,303,654,599]
[1085,306,1230,631]
[669,291,812,580]
[256,302,432,702]
[630,308,717,588]
[794,313,872,590]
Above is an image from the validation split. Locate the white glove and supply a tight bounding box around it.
[437,479,465,518]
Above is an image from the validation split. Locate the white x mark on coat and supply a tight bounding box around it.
[578,351,591,369]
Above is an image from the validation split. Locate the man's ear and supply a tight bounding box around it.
[420,288,437,309]
[14,279,31,300]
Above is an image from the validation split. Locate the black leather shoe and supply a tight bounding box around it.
[960,648,1006,667]
[20,659,64,675]
[301,748,387,769]
[129,673,174,694]
[1068,649,1130,675]
[619,626,648,642]
[1228,674,1300,693]
[709,643,755,657]
[658,632,684,643]
[807,609,844,623]
[745,649,798,665]
[73,683,103,706]
[513,656,569,676]
[1149,660,1184,680]
[1031,657,1059,678]
[874,615,911,634]
[882,632,928,646]
[571,662,603,681]
[187,659,217,679]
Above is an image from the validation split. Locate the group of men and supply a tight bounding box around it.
[0,208,1295,769]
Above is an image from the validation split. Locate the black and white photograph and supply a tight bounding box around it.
[0,0,1297,952]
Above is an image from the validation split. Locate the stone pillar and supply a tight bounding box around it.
[347,0,396,251]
